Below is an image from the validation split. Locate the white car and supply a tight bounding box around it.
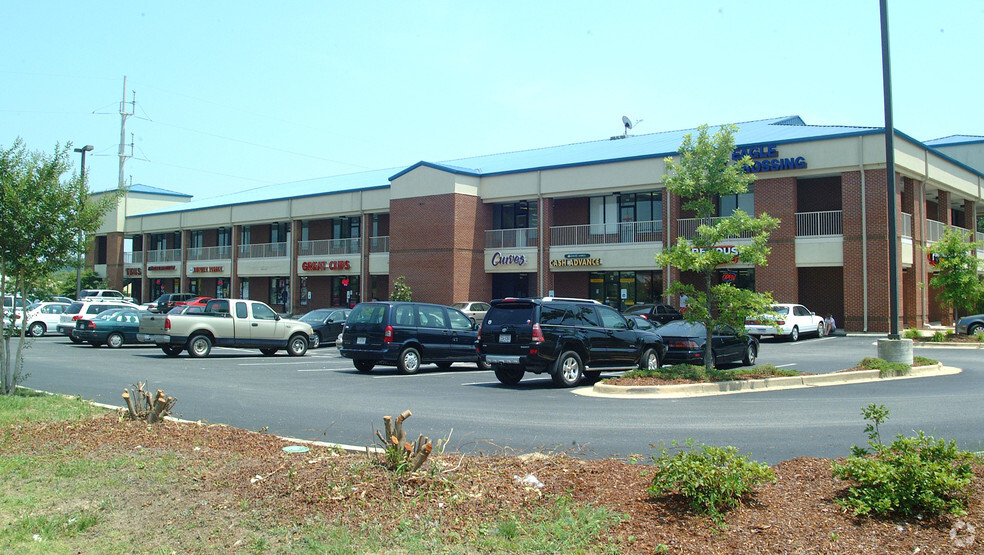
[57,300,139,343]
[450,301,491,325]
[23,301,71,336]
[745,303,825,341]
[78,289,136,304]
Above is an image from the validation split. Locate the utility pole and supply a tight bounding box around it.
[118,76,134,191]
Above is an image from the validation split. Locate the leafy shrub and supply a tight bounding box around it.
[832,404,974,517]
[857,357,909,377]
[931,330,946,342]
[649,440,775,522]
[619,363,798,383]
[902,328,921,339]
[911,356,938,367]
[975,329,984,342]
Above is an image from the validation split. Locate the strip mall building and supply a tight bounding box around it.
[88,116,984,332]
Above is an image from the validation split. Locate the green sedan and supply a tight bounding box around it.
[72,308,143,348]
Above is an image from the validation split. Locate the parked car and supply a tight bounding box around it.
[745,303,825,341]
[451,301,491,324]
[658,321,758,367]
[72,308,143,348]
[138,298,312,358]
[78,289,135,304]
[623,303,684,325]
[56,300,138,343]
[298,308,351,348]
[340,301,483,374]
[477,297,667,387]
[956,314,984,335]
[22,301,71,337]
[152,293,198,313]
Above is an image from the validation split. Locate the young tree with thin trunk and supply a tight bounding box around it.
[925,227,983,323]
[655,124,780,371]
[1,139,118,394]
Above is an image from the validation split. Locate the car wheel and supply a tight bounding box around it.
[436,362,453,370]
[187,334,212,358]
[286,334,308,357]
[162,345,183,357]
[494,366,524,385]
[639,348,661,371]
[106,332,124,349]
[398,347,421,374]
[742,343,757,366]
[582,371,602,384]
[788,326,799,342]
[817,322,825,337]
[477,358,491,371]
[354,360,375,373]
[309,332,321,349]
[69,336,82,344]
[260,348,278,356]
[551,350,583,387]
[28,322,46,337]
[969,323,983,335]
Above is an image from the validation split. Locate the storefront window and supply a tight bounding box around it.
[492,201,538,230]
[719,184,754,216]
[270,278,289,306]
[718,269,755,291]
[589,271,663,311]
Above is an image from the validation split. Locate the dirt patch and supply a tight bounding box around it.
[3,413,982,553]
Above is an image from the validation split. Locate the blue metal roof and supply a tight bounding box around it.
[135,115,982,218]
[925,135,984,147]
[93,183,192,198]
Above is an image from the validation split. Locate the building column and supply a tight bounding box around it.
[964,199,977,231]
[290,219,301,314]
[938,190,952,225]
[901,178,927,328]
[540,197,553,297]
[231,224,241,299]
[752,176,797,302]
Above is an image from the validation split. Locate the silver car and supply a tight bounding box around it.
[451,301,490,325]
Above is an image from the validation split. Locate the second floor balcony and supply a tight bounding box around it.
[486,227,539,249]
[239,242,288,259]
[550,220,662,247]
[298,238,361,256]
[795,211,843,237]
[146,248,182,263]
[187,245,233,261]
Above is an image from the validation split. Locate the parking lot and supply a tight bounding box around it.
[18,333,984,464]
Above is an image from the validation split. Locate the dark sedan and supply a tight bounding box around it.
[72,308,143,348]
[623,303,683,324]
[657,321,757,368]
[298,308,351,348]
[956,314,984,336]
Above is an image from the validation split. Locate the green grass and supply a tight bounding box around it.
[619,363,800,383]
[0,388,102,427]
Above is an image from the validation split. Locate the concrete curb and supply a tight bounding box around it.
[578,363,959,399]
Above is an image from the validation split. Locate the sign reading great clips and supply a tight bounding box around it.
[732,144,806,173]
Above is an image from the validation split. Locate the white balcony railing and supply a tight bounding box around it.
[238,242,288,259]
[485,227,539,249]
[900,212,912,238]
[146,249,182,263]
[676,217,753,240]
[186,245,233,261]
[297,238,360,256]
[925,219,946,243]
[369,236,389,253]
[124,251,143,264]
[550,220,662,246]
[794,210,843,237]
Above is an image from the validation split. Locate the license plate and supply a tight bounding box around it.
[356,337,366,345]
[499,334,511,343]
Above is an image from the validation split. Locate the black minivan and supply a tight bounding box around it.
[339,302,484,374]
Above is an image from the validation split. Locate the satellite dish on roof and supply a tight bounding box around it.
[622,115,633,130]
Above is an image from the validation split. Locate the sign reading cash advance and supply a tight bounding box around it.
[732,144,806,173]
[550,253,602,267]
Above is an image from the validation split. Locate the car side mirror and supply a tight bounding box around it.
[275,314,281,321]
[627,319,636,329]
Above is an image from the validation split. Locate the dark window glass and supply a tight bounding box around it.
[235,302,248,319]
[574,305,601,327]
[486,303,535,326]
[541,304,569,325]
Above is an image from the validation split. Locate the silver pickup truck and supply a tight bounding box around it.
[138,298,313,358]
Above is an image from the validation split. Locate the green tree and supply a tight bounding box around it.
[1,139,117,394]
[655,124,780,371]
[391,276,412,301]
[925,226,983,322]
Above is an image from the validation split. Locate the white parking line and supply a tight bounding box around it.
[776,363,797,368]
[237,361,330,366]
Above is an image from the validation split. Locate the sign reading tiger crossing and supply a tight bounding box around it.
[732,144,806,173]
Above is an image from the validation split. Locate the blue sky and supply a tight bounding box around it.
[3,1,982,200]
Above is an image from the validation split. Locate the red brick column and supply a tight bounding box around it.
[753,177,797,301]
[901,178,927,328]
[965,199,977,231]
[540,196,554,297]
[666,189,684,307]
[938,191,952,225]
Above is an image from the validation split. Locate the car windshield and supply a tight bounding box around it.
[768,306,790,316]
[93,309,123,320]
[300,310,330,323]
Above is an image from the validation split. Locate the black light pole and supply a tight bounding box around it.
[73,145,94,300]
[879,0,901,339]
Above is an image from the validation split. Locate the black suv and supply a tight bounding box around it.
[153,293,197,313]
[478,297,666,387]
[622,303,683,324]
[339,301,484,374]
